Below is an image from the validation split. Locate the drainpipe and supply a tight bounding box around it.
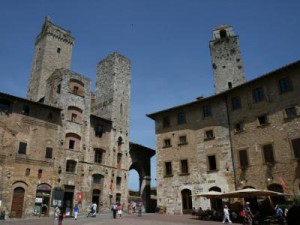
[225,96,237,191]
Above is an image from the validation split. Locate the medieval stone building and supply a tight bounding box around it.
[0,17,155,218]
[148,25,300,214]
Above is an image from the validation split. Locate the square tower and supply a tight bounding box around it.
[209,25,246,94]
[27,16,74,102]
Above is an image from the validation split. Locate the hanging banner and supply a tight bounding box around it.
[77,192,83,204]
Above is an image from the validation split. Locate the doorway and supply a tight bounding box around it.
[11,187,25,218]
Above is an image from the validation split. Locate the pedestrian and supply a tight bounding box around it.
[137,201,142,217]
[111,202,118,219]
[73,204,79,220]
[243,202,254,225]
[222,205,232,223]
[54,205,60,220]
[58,208,64,225]
[117,202,123,218]
[275,204,284,225]
[92,202,97,217]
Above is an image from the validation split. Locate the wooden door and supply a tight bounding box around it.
[11,187,25,218]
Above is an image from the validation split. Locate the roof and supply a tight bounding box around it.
[147,60,300,120]
[0,92,62,111]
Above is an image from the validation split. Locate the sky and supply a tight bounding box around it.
[0,0,299,190]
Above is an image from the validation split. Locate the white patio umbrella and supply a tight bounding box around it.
[221,188,286,198]
[193,190,223,199]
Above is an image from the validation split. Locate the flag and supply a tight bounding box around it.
[280,177,288,191]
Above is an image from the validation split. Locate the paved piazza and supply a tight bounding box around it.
[0,213,227,225]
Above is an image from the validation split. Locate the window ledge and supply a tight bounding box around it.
[257,123,270,128]
[163,145,172,149]
[284,115,299,122]
[207,169,218,173]
[204,137,215,141]
[178,142,188,146]
[164,174,173,178]
[179,173,190,176]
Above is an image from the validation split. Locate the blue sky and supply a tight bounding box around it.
[0,1,299,190]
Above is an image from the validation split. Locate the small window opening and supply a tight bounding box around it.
[220,30,227,39]
[57,48,61,53]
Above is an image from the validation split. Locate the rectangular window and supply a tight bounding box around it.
[21,105,30,116]
[0,100,11,111]
[163,139,171,148]
[235,122,244,133]
[57,84,61,94]
[71,113,77,122]
[45,147,53,159]
[66,160,76,173]
[93,174,102,184]
[25,168,30,176]
[180,160,189,174]
[18,142,27,154]
[205,130,214,140]
[38,169,43,179]
[203,105,212,118]
[162,116,170,128]
[285,106,297,118]
[165,162,172,176]
[179,135,187,145]
[94,148,103,164]
[239,149,249,169]
[252,87,265,103]
[69,140,75,149]
[279,77,293,93]
[291,138,300,159]
[116,177,122,190]
[262,144,275,164]
[231,96,241,110]
[117,153,122,169]
[208,155,217,171]
[177,112,186,124]
[95,125,103,137]
[258,114,268,126]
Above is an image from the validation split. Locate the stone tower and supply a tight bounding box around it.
[27,16,74,102]
[209,25,246,94]
[94,52,131,203]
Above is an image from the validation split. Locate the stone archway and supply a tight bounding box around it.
[129,142,155,212]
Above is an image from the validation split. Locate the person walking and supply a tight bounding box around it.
[243,202,254,225]
[222,205,232,223]
[58,208,64,225]
[275,204,284,225]
[111,202,117,219]
[117,202,123,218]
[73,204,79,220]
[137,202,142,217]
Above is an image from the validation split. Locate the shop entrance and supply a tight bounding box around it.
[34,183,51,216]
[64,185,74,217]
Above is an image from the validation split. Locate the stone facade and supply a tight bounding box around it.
[148,25,300,215]
[0,17,156,219]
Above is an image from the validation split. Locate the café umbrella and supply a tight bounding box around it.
[193,190,223,199]
[220,188,286,198]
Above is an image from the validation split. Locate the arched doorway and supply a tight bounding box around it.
[11,187,25,218]
[209,186,222,211]
[181,189,192,214]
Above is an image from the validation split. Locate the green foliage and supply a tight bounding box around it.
[8,211,16,218]
[293,195,300,205]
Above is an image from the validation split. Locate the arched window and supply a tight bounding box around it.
[69,79,84,96]
[65,133,81,150]
[67,106,83,123]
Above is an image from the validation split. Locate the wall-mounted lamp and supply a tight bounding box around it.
[267,176,273,182]
[240,178,247,184]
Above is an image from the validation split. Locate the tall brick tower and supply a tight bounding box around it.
[27,16,74,102]
[209,25,246,94]
[94,52,131,203]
